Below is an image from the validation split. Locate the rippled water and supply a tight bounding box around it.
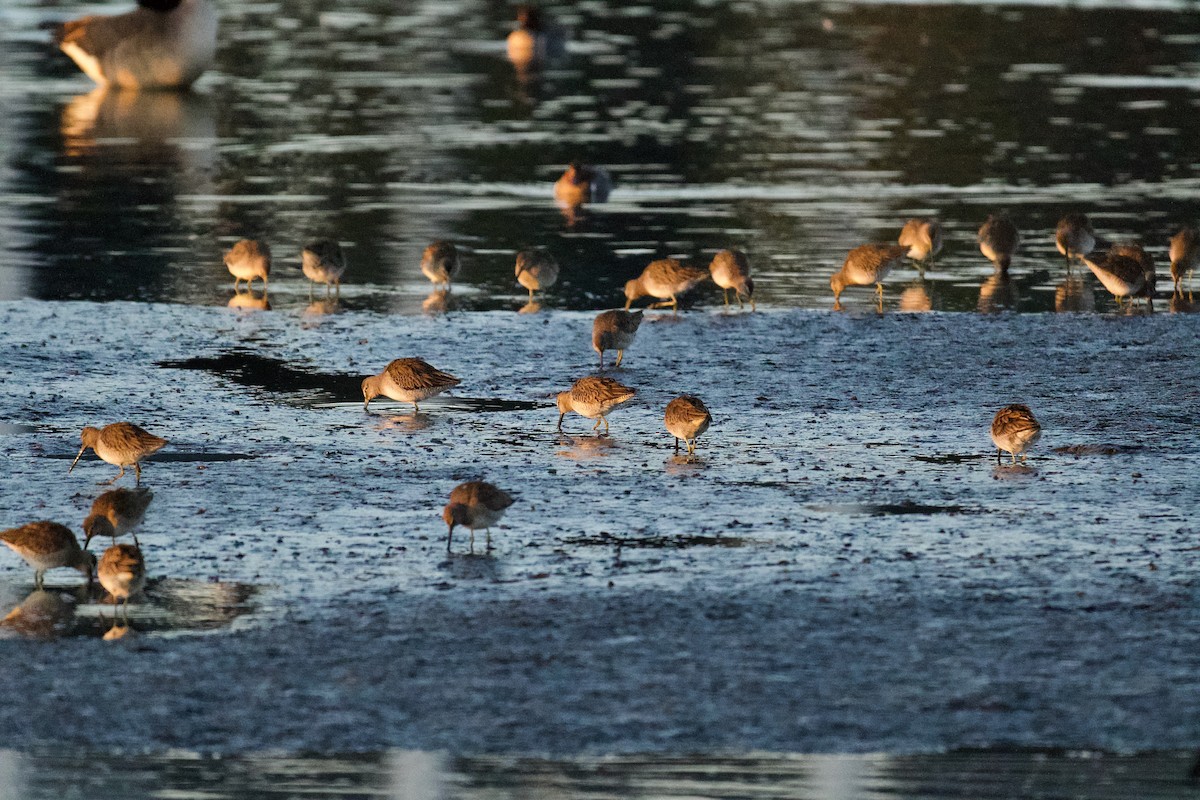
[2,0,1199,311]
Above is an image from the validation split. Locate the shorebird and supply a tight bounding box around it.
[664,395,712,455]
[0,522,95,589]
[979,214,1019,271]
[224,239,271,292]
[557,376,636,435]
[708,249,755,311]
[1055,213,1096,264]
[515,249,559,301]
[420,241,460,290]
[1170,226,1198,296]
[592,309,643,368]
[554,162,612,207]
[1083,243,1155,308]
[506,4,566,67]
[69,423,168,486]
[301,239,347,297]
[83,487,153,549]
[98,544,146,618]
[45,0,218,89]
[898,218,943,264]
[624,258,709,312]
[442,481,515,553]
[830,244,905,310]
[991,404,1042,465]
[362,358,461,413]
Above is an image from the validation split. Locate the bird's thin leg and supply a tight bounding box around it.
[132,532,140,549]
[528,287,535,302]
[106,466,125,486]
[1011,452,1018,465]
[134,462,142,486]
[413,402,420,414]
[486,529,493,552]
[592,418,602,431]
[469,529,475,553]
[35,570,44,590]
[674,438,679,453]
[602,417,610,435]
[671,295,679,315]
[309,282,315,301]
[723,289,730,307]
[446,528,453,553]
[996,448,1001,465]
[736,293,744,310]
[233,279,240,292]
[615,350,624,368]
[335,281,341,298]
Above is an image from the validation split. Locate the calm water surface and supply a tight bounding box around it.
[2,0,1199,311]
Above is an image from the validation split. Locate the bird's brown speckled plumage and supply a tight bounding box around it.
[664,395,712,455]
[979,215,1020,271]
[708,250,755,310]
[624,258,709,311]
[98,543,146,605]
[592,309,643,368]
[557,376,636,434]
[898,218,943,261]
[515,249,559,300]
[0,522,95,588]
[1055,213,1095,261]
[1083,243,1155,305]
[442,481,515,552]
[830,244,906,306]
[990,404,1042,464]
[84,487,153,548]
[420,241,460,288]
[1170,227,1198,295]
[69,423,167,486]
[301,239,347,295]
[224,238,271,291]
[362,358,460,412]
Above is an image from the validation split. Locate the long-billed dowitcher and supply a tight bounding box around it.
[1055,213,1096,263]
[991,404,1042,464]
[979,214,1019,271]
[69,423,168,486]
[224,238,271,292]
[362,358,461,413]
[592,309,643,368]
[442,481,515,553]
[0,522,95,589]
[898,218,943,263]
[46,0,217,89]
[708,249,755,311]
[664,395,712,455]
[554,162,612,207]
[1170,226,1198,296]
[624,258,709,312]
[830,244,906,310]
[98,544,146,617]
[515,249,559,301]
[1083,243,1155,308]
[420,241,460,290]
[301,239,347,297]
[557,376,636,435]
[83,487,153,549]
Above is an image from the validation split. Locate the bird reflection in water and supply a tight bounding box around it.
[423,289,453,315]
[518,299,543,314]
[1,588,79,640]
[993,463,1037,479]
[506,4,568,90]
[228,290,270,311]
[555,434,618,460]
[1054,276,1095,313]
[898,282,932,313]
[375,413,434,433]
[303,297,342,318]
[1169,292,1196,314]
[977,273,1017,314]
[60,86,216,159]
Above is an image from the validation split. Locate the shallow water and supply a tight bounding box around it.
[2,0,1199,311]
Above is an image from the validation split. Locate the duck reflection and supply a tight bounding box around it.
[977,272,1017,314]
[61,87,216,158]
[554,162,611,226]
[506,4,568,78]
[898,282,932,313]
[1,588,79,639]
[1169,292,1196,314]
[423,289,453,315]
[1054,276,1095,313]
[228,290,271,311]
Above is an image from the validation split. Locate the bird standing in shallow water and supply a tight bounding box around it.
[224,239,271,292]
[301,239,347,298]
[362,359,460,413]
[515,249,559,302]
[420,241,460,290]
[442,481,515,553]
[708,250,755,311]
[69,423,168,486]
[83,487,153,549]
[898,218,943,274]
[979,215,1019,272]
[0,522,95,589]
[830,244,906,311]
[624,258,709,313]
[664,395,712,455]
[557,376,636,435]
[991,405,1042,465]
[1083,243,1155,309]
[46,0,218,90]
[1170,226,1198,296]
[98,544,146,619]
[592,309,643,368]
[1055,213,1096,267]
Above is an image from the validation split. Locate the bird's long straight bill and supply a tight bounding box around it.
[68,445,87,473]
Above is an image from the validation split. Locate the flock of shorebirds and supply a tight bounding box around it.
[7,0,1198,615]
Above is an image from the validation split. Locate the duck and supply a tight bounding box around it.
[46,0,218,90]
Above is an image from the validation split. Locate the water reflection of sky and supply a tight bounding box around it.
[1,0,1198,312]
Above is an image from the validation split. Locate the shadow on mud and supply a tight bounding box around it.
[561,532,747,549]
[0,578,259,640]
[808,502,971,516]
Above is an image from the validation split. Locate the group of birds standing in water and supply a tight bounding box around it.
[8,0,1196,627]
